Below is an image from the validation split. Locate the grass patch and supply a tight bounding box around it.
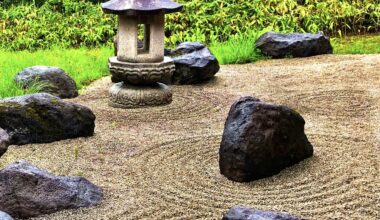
[1,34,379,98]
[332,34,380,54]
[210,37,263,65]
[209,30,269,65]
[0,47,113,98]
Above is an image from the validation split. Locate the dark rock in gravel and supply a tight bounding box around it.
[0,128,10,158]
[222,206,303,220]
[219,96,313,182]
[0,93,95,145]
[0,160,103,219]
[14,66,78,99]
[170,42,220,84]
[255,31,333,58]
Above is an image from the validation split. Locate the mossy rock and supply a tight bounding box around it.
[14,66,78,99]
[0,93,95,145]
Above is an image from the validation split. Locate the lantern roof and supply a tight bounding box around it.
[101,0,183,15]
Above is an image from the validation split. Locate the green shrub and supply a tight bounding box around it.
[1,0,45,8]
[0,0,116,51]
[166,0,380,45]
[0,0,104,8]
[0,0,379,51]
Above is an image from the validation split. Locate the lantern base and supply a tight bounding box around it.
[109,56,175,85]
[109,82,172,108]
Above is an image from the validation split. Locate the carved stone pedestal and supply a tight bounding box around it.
[109,56,175,85]
[108,56,175,108]
[109,82,172,108]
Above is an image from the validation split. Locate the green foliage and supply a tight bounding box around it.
[165,0,380,45]
[0,0,104,8]
[331,34,380,54]
[0,0,379,51]
[0,47,113,98]
[0,0,116,51]
[210,29,270,64]
[1,0,46,8]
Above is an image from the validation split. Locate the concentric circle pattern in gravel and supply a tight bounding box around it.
[1,54,379,219]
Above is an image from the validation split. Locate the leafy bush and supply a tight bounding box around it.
[0,0,116,50]
[166,0,380,45]
[1,0,45,8]
[0,0,378,51]
[0,0,104,8]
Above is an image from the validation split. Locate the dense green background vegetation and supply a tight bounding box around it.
[0,0,379,50]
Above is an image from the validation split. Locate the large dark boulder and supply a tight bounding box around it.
[0,160,103,219]
[169,42,220,84]
[255,31,333,58]
[0,128,10,158]
[14,66,78,99]
[0,93,95,145]
[222,206,302,220]
[219,96,313,182]
[0,211,13,220]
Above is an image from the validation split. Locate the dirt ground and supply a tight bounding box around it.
[1,54,379,219]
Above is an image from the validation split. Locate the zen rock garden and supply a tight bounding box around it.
[1,0,378,219]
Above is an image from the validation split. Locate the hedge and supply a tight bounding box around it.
[0,0,378,51]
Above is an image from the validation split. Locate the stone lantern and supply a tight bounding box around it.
[101,0,182,108]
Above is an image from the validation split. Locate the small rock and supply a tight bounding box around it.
[0,211,14,220]
[0,128,10,158]
[219,96,313,182]
[170,42,220,84]
[0,160,103,219]
[14,66,78,99]
[222,206,303,220]
[255,31,333,58]
[0,93,95,145]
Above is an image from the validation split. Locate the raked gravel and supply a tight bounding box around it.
[1,54,379,219]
